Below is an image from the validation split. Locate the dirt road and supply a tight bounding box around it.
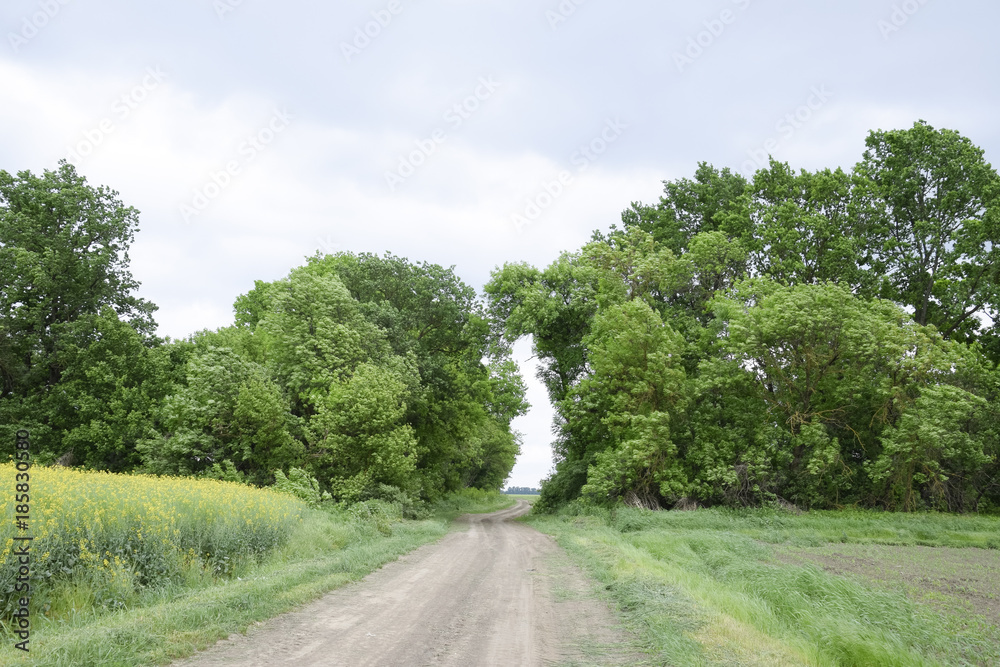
[171,501,639,666]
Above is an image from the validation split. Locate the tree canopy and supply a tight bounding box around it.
[3,121,998,514]
[2,166,527,501]
[487,121,1000,512]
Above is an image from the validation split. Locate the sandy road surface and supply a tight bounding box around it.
[171,501,638,666]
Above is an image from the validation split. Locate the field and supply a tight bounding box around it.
[777,543,1000,657]
[526,504,1000,666]
[10,463,998,666]
[0,464,513,666]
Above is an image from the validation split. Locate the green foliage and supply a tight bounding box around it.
[871,384,990,511]
[574,300,688,506]
[307,362,418,501]
[0,163,163,468]
[138,344,301,485]
[301,252,528,498]
[492,122,1000,513]
[855,120,1000,350]
[745,160,863,287]
[138,251,526,502]
[4,121,997,528]
[620,161,749,255]
[271,467,331,507]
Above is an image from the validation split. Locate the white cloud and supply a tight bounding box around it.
[2,0,998,488]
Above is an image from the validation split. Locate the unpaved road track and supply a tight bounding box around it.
[171,501,639,666]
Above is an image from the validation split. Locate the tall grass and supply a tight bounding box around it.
[528,504,1000,666]
[601,506,1000,549]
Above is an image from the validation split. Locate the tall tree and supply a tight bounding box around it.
[0,163,159,462]
[621,162,750,255]
[747,160,863,288]
[854,120,1000,351]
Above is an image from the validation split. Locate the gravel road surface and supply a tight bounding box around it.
[170,500,639,666]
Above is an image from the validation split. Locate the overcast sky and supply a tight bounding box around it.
[2,0,997,488]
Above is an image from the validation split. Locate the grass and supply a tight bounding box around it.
[776,543,1000,664]
[526,503,1000,667]
[0,480,512,666]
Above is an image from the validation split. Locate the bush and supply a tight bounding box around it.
[360,483,428,519]
[271,467,331,507]
[348,499,402,536]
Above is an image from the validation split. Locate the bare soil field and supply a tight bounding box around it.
[170,501,642,666]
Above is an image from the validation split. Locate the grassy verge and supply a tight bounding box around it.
[526,504,1000,667]
[0,489,511,666]
[427,487,516,522]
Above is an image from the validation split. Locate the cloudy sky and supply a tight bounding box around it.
[2,0,997,488]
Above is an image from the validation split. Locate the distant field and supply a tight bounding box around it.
[527,504,1000,666]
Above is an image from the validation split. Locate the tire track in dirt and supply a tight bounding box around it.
[170,500,640,666]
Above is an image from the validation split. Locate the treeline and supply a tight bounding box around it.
[0,163,527,502]
[487,121,1000,513]
[504,486,540,495]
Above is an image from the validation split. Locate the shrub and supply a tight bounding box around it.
[271,467,331,507]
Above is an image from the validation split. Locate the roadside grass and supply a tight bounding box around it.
[428,487,515,522]
[0,484,511,666]
[527,504,1000,667]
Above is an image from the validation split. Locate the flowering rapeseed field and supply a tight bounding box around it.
[0,464,305,618]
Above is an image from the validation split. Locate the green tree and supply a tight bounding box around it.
[485,256,599,404]
[138,344,300,483]
[746,160,863,287]
[304,252,527,496]
[870,384,989,511]
[621,162,749,254]
[307,362,418,501]
[574,300,688,507]
[0,163,160,463]
[257,267,391,416]
[712,280,992,508]
[854,120,1000,351]
[233,253,527,498]
[16,309,170,470]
